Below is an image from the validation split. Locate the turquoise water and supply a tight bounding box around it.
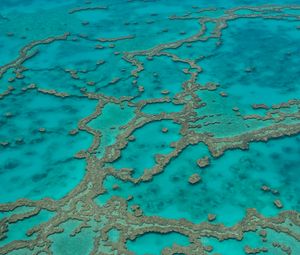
[111,120,181,178]
[127,232,190,255]
[0,89,96,202]
[100,135,300,225]
[0,209,54,246]
[87,102,135,158]
[196,18,300,106]
[48,220,95,255]
[0,1,299,254]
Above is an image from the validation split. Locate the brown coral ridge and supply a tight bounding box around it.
[97,35,135,42]
[197,156,210,168]
[0,33,70,79]
[188,173,201,184]
[68,5,108,14]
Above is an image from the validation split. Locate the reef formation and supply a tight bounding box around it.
[0,1,299,255]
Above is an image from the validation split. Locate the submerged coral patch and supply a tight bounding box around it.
[0,1,299,254]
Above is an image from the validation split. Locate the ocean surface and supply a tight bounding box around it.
[0,0,299,254]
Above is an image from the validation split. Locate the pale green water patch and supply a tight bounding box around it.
[201,231,262,255]
[49,220,94,255]
[196,8,225,18]
[127,232,190,255]
[263,228,300,254]
[0,210,54,246]
[133,55,189,101]
[193,90,273,138]
[234,9,262,15]
[0,206,35,220]
[6,248,34,255]
[141,102,184,114]
[112,120,181,178]
[87,102,135,159]
[108,228,120,243]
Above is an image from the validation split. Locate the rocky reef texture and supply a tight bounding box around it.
[0,2,299,255]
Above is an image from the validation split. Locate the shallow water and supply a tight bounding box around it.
[0,0,299,254]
